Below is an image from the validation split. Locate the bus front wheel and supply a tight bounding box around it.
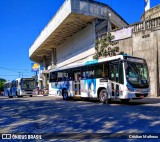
[99,89,111,104]
[63,90,68,101]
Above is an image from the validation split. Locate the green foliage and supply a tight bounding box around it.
[93,32,120,59]
[0,78,6,91]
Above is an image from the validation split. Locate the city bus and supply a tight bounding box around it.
[16,78,36,97]
[4,78,36,98]
[4,81,11,97]
[49,55,150,103]
[4,80,17,98]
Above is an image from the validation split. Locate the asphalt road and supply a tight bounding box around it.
[0,95,160,141]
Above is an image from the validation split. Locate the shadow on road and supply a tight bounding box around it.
[0,96,160,137]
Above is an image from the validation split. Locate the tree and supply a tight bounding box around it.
[93,32,120,59]
[0,78,6,92]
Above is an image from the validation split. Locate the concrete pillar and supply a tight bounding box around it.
[51,48,57,66]
[108,20,111,32]
[43,74,47,89]
[38,80,42,90]
[107,10,112,32]
[43,55,47,70]
[43,55,47,89]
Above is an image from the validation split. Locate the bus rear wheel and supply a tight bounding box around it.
[63,90,68,101]
[99,89,111,104]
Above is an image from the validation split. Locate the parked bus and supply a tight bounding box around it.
[16,78,36,97]
[4,80,17,98]
[49,55,150,103]
[4,81,11,97]
[4,78,36,98]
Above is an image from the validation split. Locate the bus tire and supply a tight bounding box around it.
[63,90,68,100]
[99,89,111,104]
[120,99,130,103]
[8,93,13,98]
[30,95,33,97]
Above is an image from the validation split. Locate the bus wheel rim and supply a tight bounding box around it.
[101,91,107,101]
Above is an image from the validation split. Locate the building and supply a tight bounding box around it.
[30,0,160,97]
[110,4,160,97]
[29,0,128,90]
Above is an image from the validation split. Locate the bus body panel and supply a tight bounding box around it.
[81,79,97,98]
[49,81,73,96]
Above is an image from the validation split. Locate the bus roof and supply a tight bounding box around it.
[4,81,11,84]
[50,54,146,72]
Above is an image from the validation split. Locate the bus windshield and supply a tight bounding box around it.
[125,61,149,88]
[21,79,36,90]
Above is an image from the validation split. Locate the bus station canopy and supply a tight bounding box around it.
[29,0,127,63]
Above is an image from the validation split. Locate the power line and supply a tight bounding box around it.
[0,66,31,72]
[0,75,18,76]
[0,73,33,76]
[0,67,17,72]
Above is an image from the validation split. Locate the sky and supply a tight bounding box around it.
[0,0,160,81]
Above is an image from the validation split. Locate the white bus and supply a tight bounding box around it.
[4,81,11,97]
[4,78,36,98]
[4,80,17,98]
[16,78,36,97]
[49,55,150,103]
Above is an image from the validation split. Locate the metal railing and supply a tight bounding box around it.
[133,16,160,32]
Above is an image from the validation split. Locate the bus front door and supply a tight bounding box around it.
[109,64,120,98]
[73,71,81,97]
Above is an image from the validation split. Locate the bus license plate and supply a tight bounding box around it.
[140,95,144,98]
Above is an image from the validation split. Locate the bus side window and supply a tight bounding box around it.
[82,65,95,79]
[95,64,102,78]
[68,70,72,80]
[110,66,115,81]
[50,72,57,82]
[95,63,108,78]
[57,72,63,81]
[115,65,119,82]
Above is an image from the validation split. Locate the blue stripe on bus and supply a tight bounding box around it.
[85,60,98,65]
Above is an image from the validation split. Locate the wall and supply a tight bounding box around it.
[132,31,159,97]
[57,22,95,68]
